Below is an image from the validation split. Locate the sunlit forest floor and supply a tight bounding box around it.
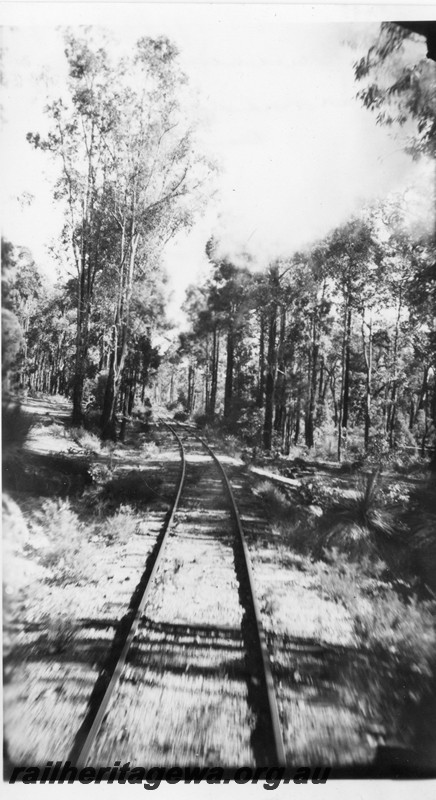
[3,394,436,774]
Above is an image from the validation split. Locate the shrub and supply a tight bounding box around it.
[254,480,290,517]
[141,440,160,459]
[173,410,188,422]
[193,413,209,428]
[132,400,153,421]
[40,611,77,653]
[353,591,436,674]
[103,470,162,509]
[317,548,436,674]
[72,426,103,454]
[2,401,34,448]
[403,479,436,591]
[318,471,400,560]
[32,498,97,585]
[102,505,139,545]
[271,518,316,556]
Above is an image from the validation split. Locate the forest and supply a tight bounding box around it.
[2,25,435,466]
[2,18,436,776]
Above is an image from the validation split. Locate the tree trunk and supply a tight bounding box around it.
[305,317,319,449]
[224,327,234,418]
[100,230,139,439]
[362,311,373,450]
[387,289,402,449]
[338,297,351,462]
[119,388,130,443]
[187,363,195,413]
[210,327,219,417]
[294,394,301,445]
[72,277,89,425]
[101,347,119,440]
[274,308,286,442]
[263,302,277,450]
[257,311,266,407]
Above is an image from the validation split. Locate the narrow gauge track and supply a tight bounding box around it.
[70,421,285,769]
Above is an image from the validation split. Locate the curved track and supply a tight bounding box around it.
[70,420,285,768]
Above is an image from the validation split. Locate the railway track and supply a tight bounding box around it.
[69,420,285,769]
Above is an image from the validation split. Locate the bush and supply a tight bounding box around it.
[193,413,209,428]
[254,480,290,517]
[32,498,98,585]
[40,610,77,653]
[141,440,160,459]
[318,471,400,560]
[72,426,103,454]
[102,505,140,545]
[173,410,188,422]
[103,470,162,509]
[353,590,436,673]
[272,518,316,556]
[317,548,436,674]
[403,478,436,591]
[2,401,34,449]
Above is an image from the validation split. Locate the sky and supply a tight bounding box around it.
[1,3,435,323]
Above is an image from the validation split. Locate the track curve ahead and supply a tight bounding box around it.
[70,420,285,768]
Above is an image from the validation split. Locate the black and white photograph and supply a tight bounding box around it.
[2,2,436,790]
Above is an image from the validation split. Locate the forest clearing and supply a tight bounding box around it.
[2,11,436,781]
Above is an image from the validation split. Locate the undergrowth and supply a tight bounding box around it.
[102,505,141,545]
[2,401,34,449]
[316,548,436,673]
[258,465,436,675]
[103,470,163,509]
[31,498,98,585]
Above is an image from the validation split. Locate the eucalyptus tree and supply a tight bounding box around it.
[1,239,45,390]
[99,36,212,438]
[28,31,212,436]
[323,217,384,459]
[355,23,435,463]
[27,34,119,423]
[354,22,436,162]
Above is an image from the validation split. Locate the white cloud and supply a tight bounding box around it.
[1,10,434,312]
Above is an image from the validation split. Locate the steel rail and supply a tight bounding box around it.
[70,421,186,769]
[197,435,287,768]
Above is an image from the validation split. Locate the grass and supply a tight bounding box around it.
[316,548,436,674]
[317,471,401,561]
[255,462,436,678]
[353,590,436,673]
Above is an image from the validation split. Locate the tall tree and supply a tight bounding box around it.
[354,22,436,161]
[28,34,117,423]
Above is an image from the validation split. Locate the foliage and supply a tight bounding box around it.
[318,471,400,560]
[103,470,163,509]
[353,589,436,672]
[253,480,290,518]
[354,22,436,159]
[175,193,435,467]
[318,548,436,672]
[27,30,213,432]
[102,505,140,545]
[71,426,103,455]
[2,401,34,449]
[32,499,98,585]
